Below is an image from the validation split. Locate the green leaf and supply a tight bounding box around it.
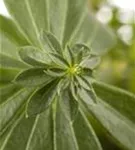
[26,80,59,117]
[4,0,49,47]
[78,87,97,105]
[76,76,97,103]
[0,68,20,84]
[60,88,78,121]
[0,88,33,135]
[0,113,38,150]
[71,15,116,54]
[70,44,91,64]
[49,0,88,47]
[0,97,102,150]
[57,78,69,95]
[73,110,102,150]
[14,68,53,87]
[49,53,69,68]
[39,31,63,55]
[19,46,52,67]
[0,53,28,69]
[52,97,102,150]
[0,84,21,104]
[52,98,79,150]
[44,68,66,77]
[82,68,93,77]
[0,15,28,47]
[65,46,75,65]
[93,80,135,124]
[84,100,135,150]
[80,55,101,69]
[72,44,91,57]
[0,32,18,59]
[4,0,116,54]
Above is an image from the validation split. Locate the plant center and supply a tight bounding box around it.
[67,64,81,76]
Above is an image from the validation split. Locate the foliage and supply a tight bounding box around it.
[0,0,135,150]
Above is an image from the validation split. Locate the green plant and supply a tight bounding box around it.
[0,0,135,150]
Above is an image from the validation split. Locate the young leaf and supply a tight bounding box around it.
[14,68,53,87]
[78,87,97,105]
[71,44,91,64]
[49,53,69,68]
[82,68,93,77]
[19,46,52,67]
[71,14,116,54]
[26,79,59,117]
[44,68,66,77]
[80,55,101,69]
[57,78,69,95]
[39,31,63,55]
[65,46,75,65]
[76,76,97,103]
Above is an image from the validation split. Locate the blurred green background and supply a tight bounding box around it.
[89,0,135,93]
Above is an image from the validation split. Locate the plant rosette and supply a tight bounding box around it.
[0,0,135,150]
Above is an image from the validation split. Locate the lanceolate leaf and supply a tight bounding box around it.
[0,113,37,150]
[84,100,135,150]
[40,31,63,55]
[93,80,135,123]
[0,53,28,69]
[0,32,18,59]
[49,53,69,68]
[1,0,135,150]
[4,0,49,47]
[4,0,116,54]
[0,68,20,84]
[0,88,33,136]
[76,76,97,103]
[0,97,102,150]
[0,15,28,48]
[26,80,59,117]
[78,87,97,105]
[73,109,102,150]
[60,88,78,121]
[49,0,88,47]
[44,68,66,77]
[53,98,102,150]
[19,46,52,67]
[14,68,53,87]
[0,84,21,104]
